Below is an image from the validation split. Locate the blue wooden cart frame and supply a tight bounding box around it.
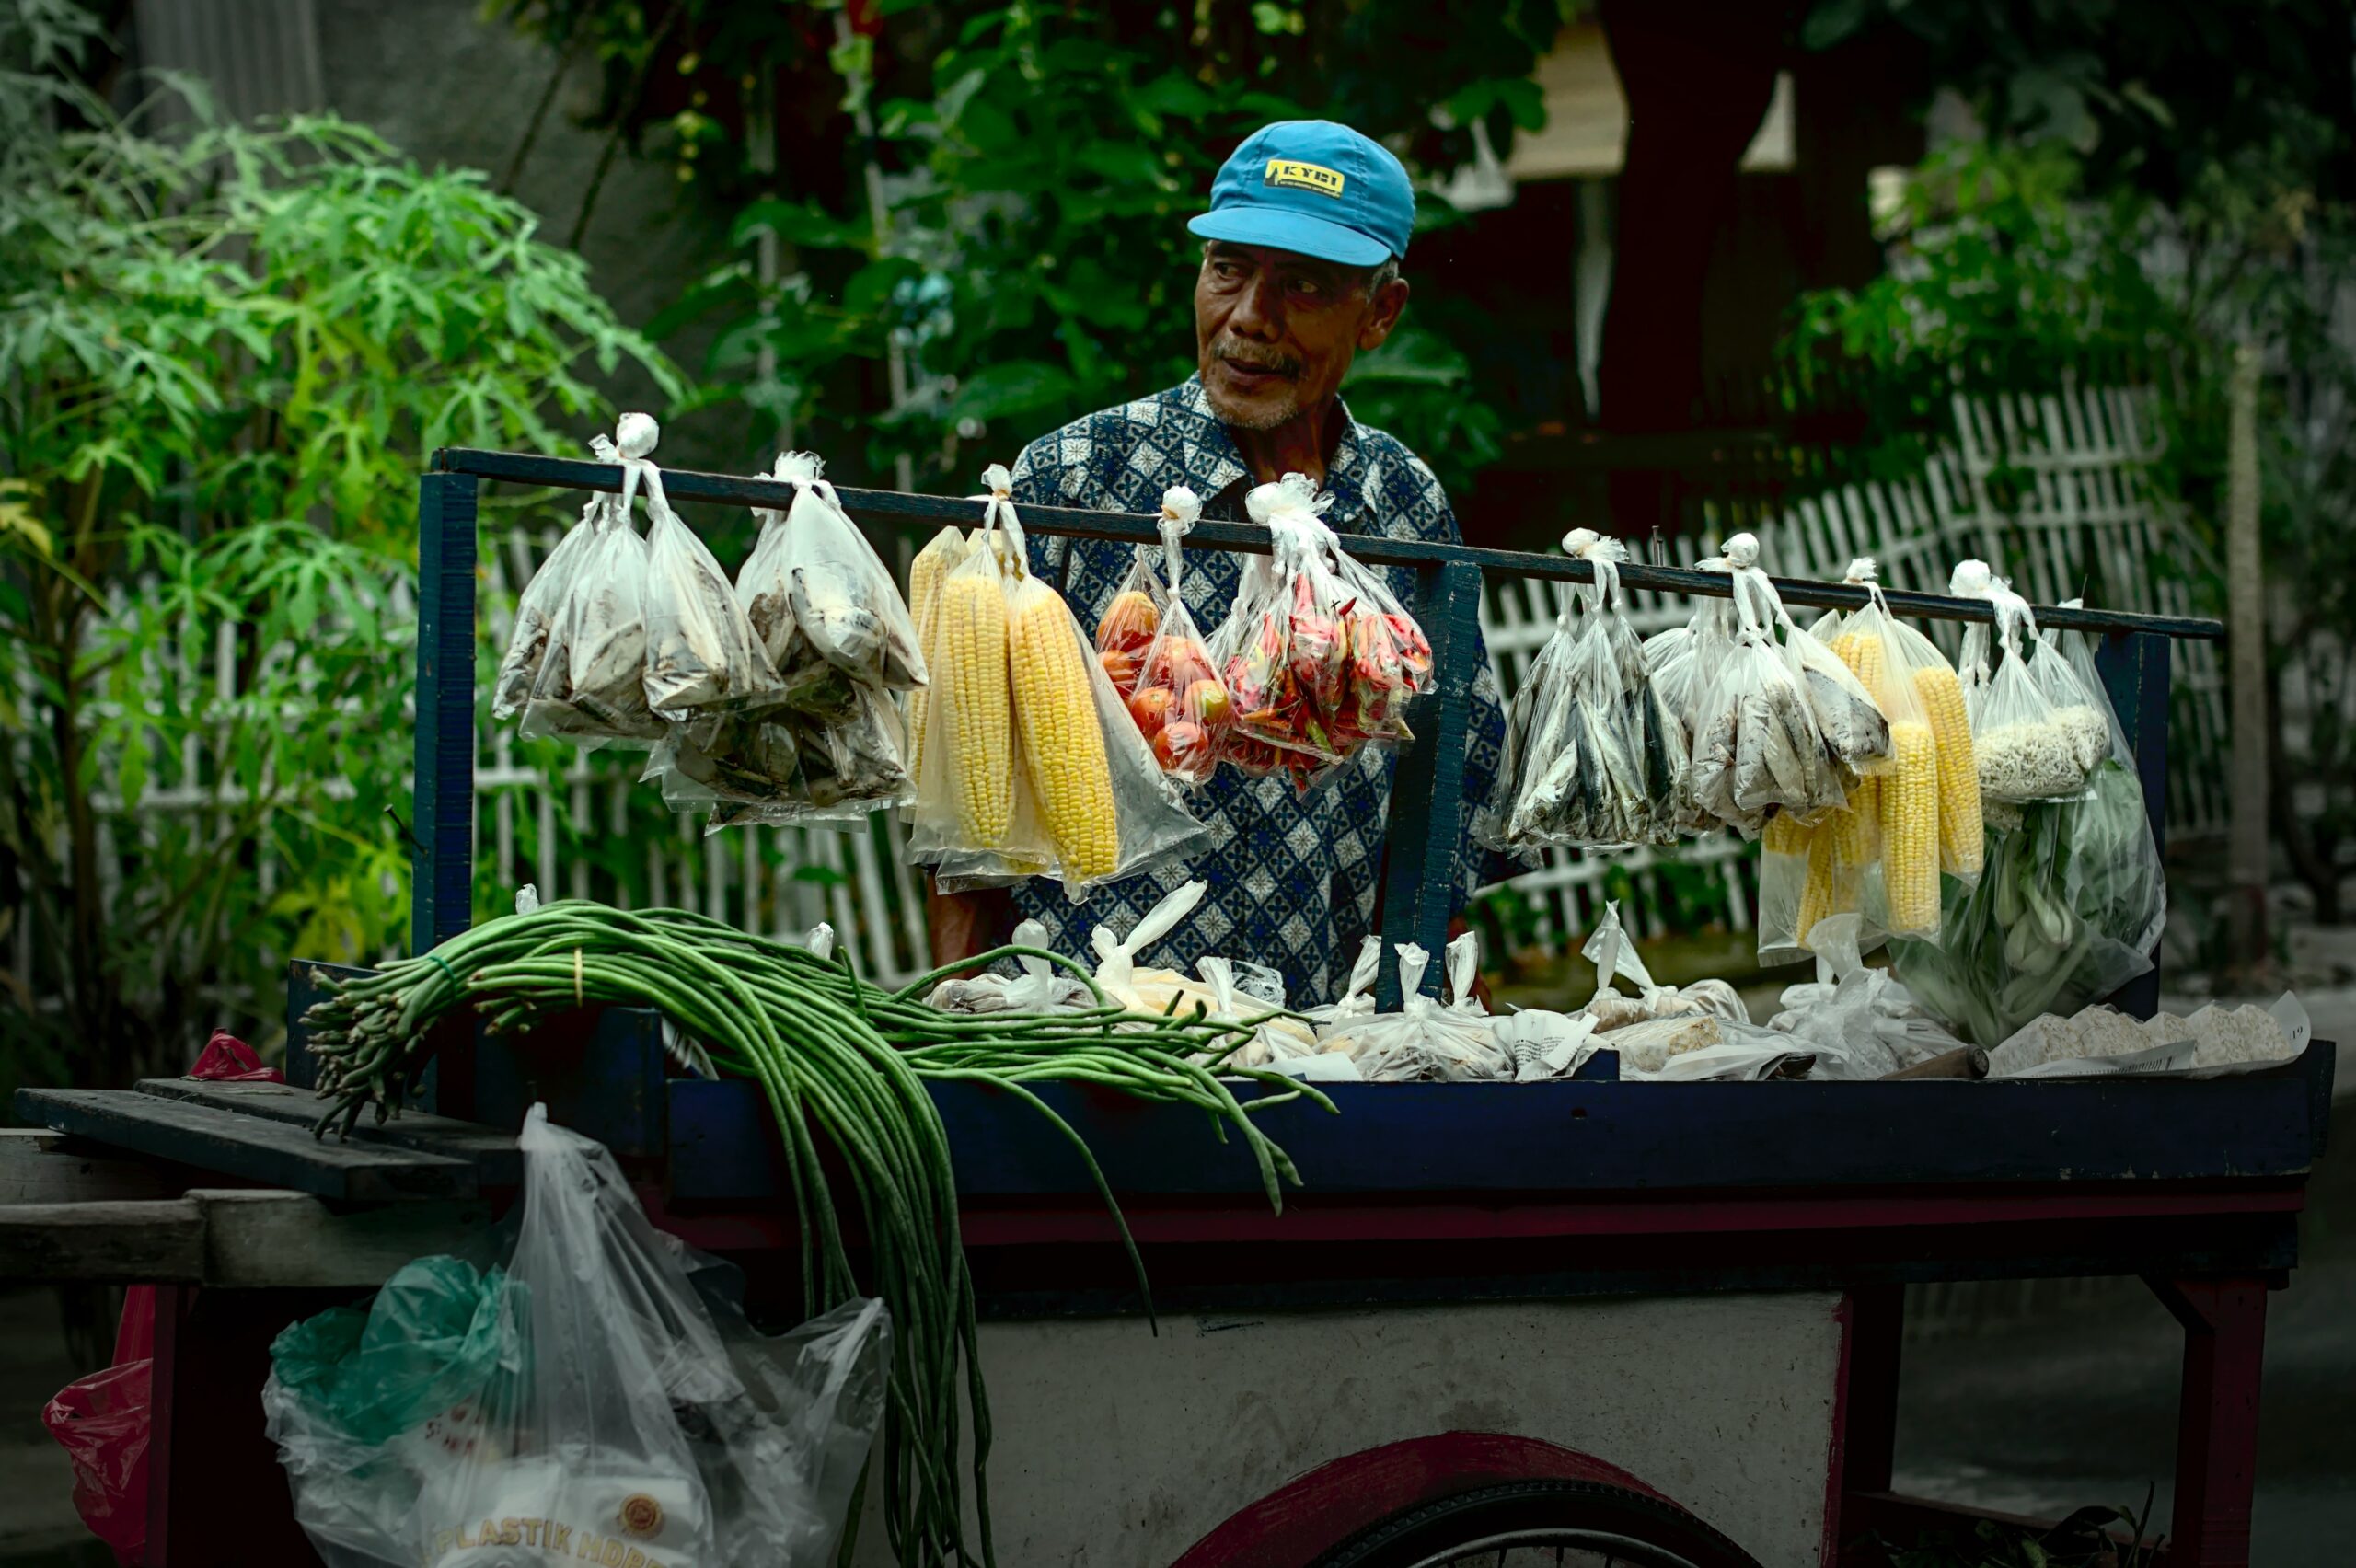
[415,445,2213,1011]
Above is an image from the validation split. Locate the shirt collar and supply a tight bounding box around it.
[1174,375,1376,529]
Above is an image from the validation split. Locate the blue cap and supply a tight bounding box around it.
[1187,121,1413,269]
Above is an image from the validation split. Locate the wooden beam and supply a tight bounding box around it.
[0,1189,495,1286]
[0,1199,204,1282]
[0,1128,188,1205]
[134,1078,522,1187]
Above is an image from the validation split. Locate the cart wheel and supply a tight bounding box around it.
[1308,1479,1766,1568]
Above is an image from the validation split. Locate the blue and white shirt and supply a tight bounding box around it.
[1006,375,1506,1006]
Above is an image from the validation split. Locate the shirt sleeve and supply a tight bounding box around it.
[1007,433,1069,582]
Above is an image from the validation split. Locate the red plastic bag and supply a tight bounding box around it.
[45,1287,156,1564]
[190,1028,283,1083]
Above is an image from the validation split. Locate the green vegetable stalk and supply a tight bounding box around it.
[297,899,1330,1568]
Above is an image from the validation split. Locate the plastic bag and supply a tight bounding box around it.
[2051,599,2165,959]
[636,420,782,723]
[737,452,926,718]
[1481,585,1576,856]
[493,493,601,722]
[1126,488,1233,788]
[1496,1007,1600,1082]
[42,1287,156,1564]
[1755,808,1859,964]
[912,466,1206,894]
[1087,880,1217,1016]
[904,525,974,790]
[1215,472,1433,790]
[1685,535,1848,834]
[1577,901,1748,1032]
[1307,935,1383,1037]
[263,1107,891,1568]
[1319,934,1510,1081]
[925,917,1097,1014]
[1493,531,1687,849]
[1195,954,1321,1068]
[1766,914,1959,1078]
[652,686,914,830]
[1094,546,1167,698]
[2024,619,2113,779]
[519,435,664,748]
[1951,561,2093,804]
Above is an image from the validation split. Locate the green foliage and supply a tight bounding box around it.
[0,9,676,1088]
[504,0,1567,497]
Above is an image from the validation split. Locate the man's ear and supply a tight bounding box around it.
[1358,277,1409,352]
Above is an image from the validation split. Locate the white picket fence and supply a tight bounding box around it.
[15,383,2227,1000]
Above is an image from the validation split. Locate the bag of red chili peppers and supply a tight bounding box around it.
[1212,472,1433,791]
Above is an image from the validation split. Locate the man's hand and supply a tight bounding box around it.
[926,882,1016,969]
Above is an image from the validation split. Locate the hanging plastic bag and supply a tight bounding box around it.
[1215,472,1432,790]
[2050,599,2165,960]
[493,493,601,722]
[913,467,1206,894]
[737,452,926,721]
[1320,936,1510,1081]
[1479,582,1576,856]
[653,686,915,830]
[1756,809,1859,964]
[262,1107,891,1568]
[42,1288,157,1564]
[633,417,783,723]
[1950,561,2094,804]
[924,917,1097,1014]
[1127,488,1234,787]
[1506,530,1687,848]
[2023,617,2112,778]
[1685,535,1848,835]
[905,525,973,790]
[1094,546,1167,698]
[519,432,665,748]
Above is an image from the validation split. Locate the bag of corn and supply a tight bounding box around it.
[911,465,1206,895]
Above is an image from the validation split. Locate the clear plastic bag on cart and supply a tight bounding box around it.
[1766,914,1959,1078]
[636,427,783,725]
[2024,623,2112,778]
[494,494,602,722]
[1307,935,1384,1038]
[1195,954,1322,1069]
[1320,934,1509,1081]
[1497,1007,1601,1082]
[1756,809,1862,965]
[1479,587,1576,857]
[520,435,667,748]
[1951,561,2094,804]
[925,917,1097,1014]
[904,525,974,791]
[1214,473,1432,790]
[1685,536,1848,834]
[1094,544,1167,699]
[262,1107,891,1568]
[1578,901,1749,1032]
[1126,488,1233,788]
[2051,598,2165,959]
[737,452,926,721]
[653,684,915,830]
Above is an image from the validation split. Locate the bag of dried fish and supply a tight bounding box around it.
[637,423,782,724]
[737,452,927,721]
[492,493,600,722]
[1685,535,1847,834]
[652,683,914,831]
[1479,590,1576,856]
[518,425,666,748]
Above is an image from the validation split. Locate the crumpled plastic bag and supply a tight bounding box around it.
[1576,901,1749,1033]
[1320,934,1510,1081]
[1766,914,1960,1078]
[1496,1007,1601,1082]
[1195,954,1323,1071]
[262,1106,891,1568]
[925,917,1097,1014]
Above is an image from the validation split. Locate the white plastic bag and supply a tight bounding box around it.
[1087,881,1213,1016]
[1322,935,1510,1081]
[739,452,926,714]
[262,1106,890,1568]
[1686,534,1848,833]
[1951,561,2093,804]
[1195,955,1321,1068]
[1766,914,1959,1078]
[1496,1007,1600,1082]
[1307,936,1384,1038]
[519,430,666,748]
[1577,901,1748,1032]
[493,495,600,721]
[635,419,783,723]
[924,917,1097,1014]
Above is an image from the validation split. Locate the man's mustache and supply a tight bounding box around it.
[1214,341,1301,376]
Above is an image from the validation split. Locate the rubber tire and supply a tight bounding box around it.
[1308,1479,1767,1568]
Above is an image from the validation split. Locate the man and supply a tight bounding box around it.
[928,120,1506,1006]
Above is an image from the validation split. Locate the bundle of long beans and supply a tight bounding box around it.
[299,898,1328,1568]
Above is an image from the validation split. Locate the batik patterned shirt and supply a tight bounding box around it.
[1005,375,1506,1006]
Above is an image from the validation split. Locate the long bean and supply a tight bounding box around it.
[300,898,1331,1568]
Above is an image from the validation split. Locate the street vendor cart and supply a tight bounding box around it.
[3,449,2328,1568]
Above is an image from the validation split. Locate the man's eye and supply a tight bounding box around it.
[1212,260,1243,280]
[1290,278,1324,299]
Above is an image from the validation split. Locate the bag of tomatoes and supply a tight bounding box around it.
[1094,544,1168,699]
[1213,472,1434,791]
[1122,487,1232,787]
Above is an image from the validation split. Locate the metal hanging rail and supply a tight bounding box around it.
[416,446,2219,1008]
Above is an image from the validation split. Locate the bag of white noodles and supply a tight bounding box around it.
[910,465,1206,894]
[1322,935,1509,1082]
[1949,561,2095,805]
[518,428,666,748]
[1684,535,1847,834]
[632,417,783,723]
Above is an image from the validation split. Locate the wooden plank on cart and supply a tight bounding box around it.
[133,1078,524,1188]
[0,1189,493,1286]
[14,1088,478,1202]
[0,1199,203,1283]
[0,1128,193,1205]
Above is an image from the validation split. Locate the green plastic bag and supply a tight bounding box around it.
[268,1258,514,1448]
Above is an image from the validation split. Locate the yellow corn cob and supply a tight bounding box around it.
[905,527,971,786]
[940,569,1011,846]
[1831,630,1888,706]
[1009,580,1119,880]
[1913,664,1983,877]
[1879,720,1941,932]
[1831,778,1880,866]
[1796,825,1843,945]
[1761,809,1813,856]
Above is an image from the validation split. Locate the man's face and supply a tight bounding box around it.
[1195,241,1407,432]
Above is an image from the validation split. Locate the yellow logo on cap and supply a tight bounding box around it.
[1264,158,1345,198]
